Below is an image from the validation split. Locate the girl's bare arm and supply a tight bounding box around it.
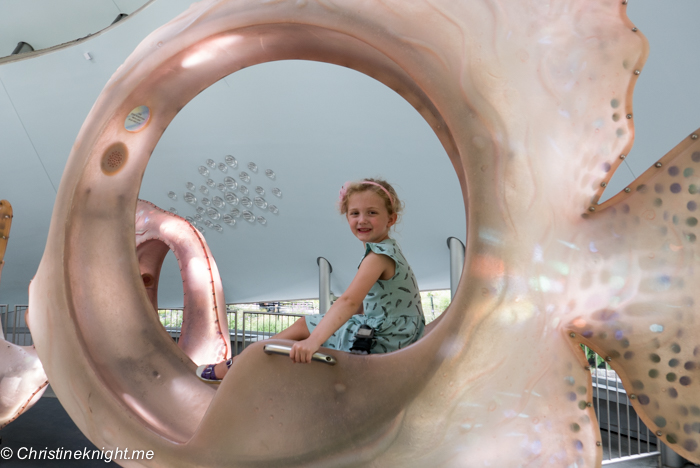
[289,252,394,363]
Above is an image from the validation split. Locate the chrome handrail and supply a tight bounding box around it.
[263,344,336,365]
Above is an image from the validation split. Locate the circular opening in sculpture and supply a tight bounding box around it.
[144,59,465,328]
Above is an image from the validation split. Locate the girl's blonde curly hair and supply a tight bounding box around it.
[338,178,403,223]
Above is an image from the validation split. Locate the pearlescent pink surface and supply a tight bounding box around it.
[135,200,229,365]
[26,0,700,466]
[0,200,47,428]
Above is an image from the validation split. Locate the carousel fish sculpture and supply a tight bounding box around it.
[26,0,700,466]
[0,200,48,428]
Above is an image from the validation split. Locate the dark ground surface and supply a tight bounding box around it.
[0,392,118,468]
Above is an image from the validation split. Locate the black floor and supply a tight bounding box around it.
[0,394,117,467]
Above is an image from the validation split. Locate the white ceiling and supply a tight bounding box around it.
[0,0,698,307]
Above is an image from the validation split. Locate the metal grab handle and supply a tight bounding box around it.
[263,344,337,365]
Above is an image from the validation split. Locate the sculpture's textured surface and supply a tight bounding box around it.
[135,199,229,365]
[569,134,700,457]
[0,200,47,428]
[26,0,700,466]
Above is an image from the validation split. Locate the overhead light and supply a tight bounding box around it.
[11,42,33,55]
[111,13,128,25]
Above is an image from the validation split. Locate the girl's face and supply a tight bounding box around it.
[346,191,397,244]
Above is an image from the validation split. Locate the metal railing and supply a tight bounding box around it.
[0,304,31,346]
[155,306,308,356]
[238,311,304,354]
[585,347,661,465]
[229,311,238,355]
[158,308,184,343]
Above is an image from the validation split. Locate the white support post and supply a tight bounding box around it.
[446,237,465,300]
[317,257,333,314]
[660,443,686,468]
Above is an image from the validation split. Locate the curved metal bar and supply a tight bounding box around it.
[263,344,337,366]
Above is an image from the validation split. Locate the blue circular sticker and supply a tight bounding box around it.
[124,105,150,132]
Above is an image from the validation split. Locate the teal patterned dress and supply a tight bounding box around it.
[305,238,425,353]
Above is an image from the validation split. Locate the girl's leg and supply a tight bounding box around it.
[272,317,311,341]
[206,317,310,379]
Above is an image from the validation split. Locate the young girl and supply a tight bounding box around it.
[197,178,425,381]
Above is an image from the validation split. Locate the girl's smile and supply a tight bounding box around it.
[346,191,397,244]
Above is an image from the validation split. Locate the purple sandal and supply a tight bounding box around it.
[196,358,233,383]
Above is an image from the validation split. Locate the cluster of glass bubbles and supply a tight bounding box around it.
[166,155,282,235]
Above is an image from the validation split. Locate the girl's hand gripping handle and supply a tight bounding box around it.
[264,344,336,365]
[289,337,324,363]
